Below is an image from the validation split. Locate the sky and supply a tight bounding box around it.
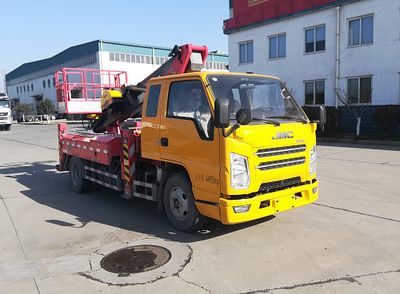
[0,0,229,72]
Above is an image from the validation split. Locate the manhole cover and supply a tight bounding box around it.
[100,245,172,274]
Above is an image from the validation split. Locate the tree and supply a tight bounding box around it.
[14,103,31,115]
[37,98,55,115]
[335,87,371,137]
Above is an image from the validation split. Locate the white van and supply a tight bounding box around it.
[0,93,12,131]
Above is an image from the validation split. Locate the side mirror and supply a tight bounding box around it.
[318,105,326,130]
[236,108,252,125]
[215,98,230,128]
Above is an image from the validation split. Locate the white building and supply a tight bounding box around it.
[0,70,7,93]
[224,0,400,108]
[6,40,228,112]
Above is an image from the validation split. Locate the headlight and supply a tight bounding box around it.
[230,153,250,189]
[310,145,317,175]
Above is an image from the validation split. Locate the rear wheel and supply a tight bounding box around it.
[69,157,91,193]
[163,173,205,232]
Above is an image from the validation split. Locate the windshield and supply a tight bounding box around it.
[0,100,10,108]
[207,75,308,123]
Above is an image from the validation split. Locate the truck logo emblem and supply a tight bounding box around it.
[272,132,294,140]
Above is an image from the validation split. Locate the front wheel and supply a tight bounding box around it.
[163,173,205,232]
[5,124,11,131]
[69,157,91,193]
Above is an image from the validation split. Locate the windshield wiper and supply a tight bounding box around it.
[252,117,280,126]
[268,116,308,124]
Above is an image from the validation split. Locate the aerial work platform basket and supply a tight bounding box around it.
[55,68,128,115]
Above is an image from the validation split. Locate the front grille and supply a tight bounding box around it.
[257,157,306,171]
[0,112,8,117]
[256,144,306,157]
[259,177,301,193]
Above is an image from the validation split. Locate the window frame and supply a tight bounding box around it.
[145,84,161,117]
[268,33,286,60]
[348,14,374,47]
[166,79,214,141]
[346,76,372,104]
[304,79,326,105]
[238,40,254,64]
[304,24,326,54]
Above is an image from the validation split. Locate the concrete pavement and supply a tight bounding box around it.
[0,124,399,293]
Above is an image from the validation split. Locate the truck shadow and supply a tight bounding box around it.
[0,161,275,243]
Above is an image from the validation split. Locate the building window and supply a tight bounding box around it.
[305,80,325,105]
[115,53,120,62]
[126,54,131,62]
[146,84,161,117]
[305,25,326,53]
[31,84,34,91]
[347,76,372,104]
[349,15,373,46]
[27,84,30,92]
[17,87,19,94]
[48,79,51,87]
[239,40,254,64]
[43,80,46,88]
[52,78,55,87]
[121,54,126,62]
[110,52,115,61]
[269,33,286,59]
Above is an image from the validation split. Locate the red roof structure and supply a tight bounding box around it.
[224,0,358,34]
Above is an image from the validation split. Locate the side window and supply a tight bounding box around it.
[167,80,213,140]
[146,84,161,117]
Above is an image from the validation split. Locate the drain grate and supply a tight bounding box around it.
[100,245,172,274]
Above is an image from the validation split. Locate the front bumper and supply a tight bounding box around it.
[219,180,318,224]
[0,116,12,125]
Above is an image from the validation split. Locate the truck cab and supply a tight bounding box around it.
[140,71,321,231]
[0,93,12,131]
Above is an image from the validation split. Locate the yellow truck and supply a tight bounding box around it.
[57,44,326,232]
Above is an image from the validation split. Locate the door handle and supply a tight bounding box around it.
[161,137,169,147]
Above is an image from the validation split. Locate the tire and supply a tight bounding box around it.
[163,173,205,232]
[69,157,91,193]
[5,124,11,131]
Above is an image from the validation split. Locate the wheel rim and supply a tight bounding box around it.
[169,186,189,221]
[70,163,81,187]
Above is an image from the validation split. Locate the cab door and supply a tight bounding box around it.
[141,83,163,161]
[160,79,220,204]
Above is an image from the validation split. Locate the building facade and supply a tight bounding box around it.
[0,70,7,94]
[224,0,400,110]
[6,40,228,111]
